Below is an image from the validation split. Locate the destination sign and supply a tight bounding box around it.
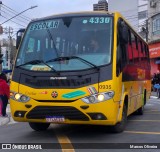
[29,20,60,31]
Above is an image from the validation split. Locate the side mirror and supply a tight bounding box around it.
[16,29,25,49]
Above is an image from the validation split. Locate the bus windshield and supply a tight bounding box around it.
[16,16,113,71]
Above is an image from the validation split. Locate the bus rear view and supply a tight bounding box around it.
[10,12,151,133]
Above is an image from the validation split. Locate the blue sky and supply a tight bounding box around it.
[1,0,99,30]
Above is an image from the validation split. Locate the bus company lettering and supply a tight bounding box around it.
[50,77,67,80]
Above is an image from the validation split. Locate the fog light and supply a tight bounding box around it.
[87,113,107,120]
[14,111,27,117]
[98,94,104,101]
[96,114,103,120]
[18,112,22,117]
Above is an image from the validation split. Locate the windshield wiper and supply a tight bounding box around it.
[46,56,99,71]
[16,59,60,75]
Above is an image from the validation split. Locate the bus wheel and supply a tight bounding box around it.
[110,105,127,133]
[29,122,50,131]
[136,106,144,115]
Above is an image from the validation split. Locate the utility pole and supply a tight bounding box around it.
[0,44,3,73]
[8,27,13,70]
[0,1,3,73]
[142,19,149,43]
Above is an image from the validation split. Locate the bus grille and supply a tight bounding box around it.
[25,78,91,88]
[26,106,89,121]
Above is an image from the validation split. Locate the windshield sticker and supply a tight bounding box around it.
[62,90,86,99]
[83,17,110,24]
[30,20,60,31]
[27,38,35,52]
[31,66,51,71]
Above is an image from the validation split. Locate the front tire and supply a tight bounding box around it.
[110,105,127,133]
[29,122,50,131]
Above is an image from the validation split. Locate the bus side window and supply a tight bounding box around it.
[127,29,133,64]
[138,39,141,66]
[132,35,139,65]
[116,19,128,76]
[144,44,148,68]
[130,32,135,63]
[139,40,145,67]
[146,46,151,69]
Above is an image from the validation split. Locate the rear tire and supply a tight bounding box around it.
[110,105,127,133]
[29,122,50,131]
[136,92,146,115]
[136,106,144,115]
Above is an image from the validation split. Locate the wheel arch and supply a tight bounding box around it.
[117,93,128,122]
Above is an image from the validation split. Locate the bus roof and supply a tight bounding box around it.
[31,11,116,22]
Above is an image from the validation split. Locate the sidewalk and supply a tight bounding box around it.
[150,91,158,99]
[0,104,11,126]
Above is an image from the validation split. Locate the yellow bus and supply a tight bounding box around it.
[10,12,151,133]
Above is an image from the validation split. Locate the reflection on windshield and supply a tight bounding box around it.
[16,16,113,71]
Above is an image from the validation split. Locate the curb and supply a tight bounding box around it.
[150,96,158,99]
[0,117,10,126]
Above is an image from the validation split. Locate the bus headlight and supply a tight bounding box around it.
[97,94,104,101]
[15,93,21,100]
[81,91,114,104]
[10,91,30,102]
[88,96,96,103]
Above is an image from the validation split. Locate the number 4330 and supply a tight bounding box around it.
[89,17,110,24]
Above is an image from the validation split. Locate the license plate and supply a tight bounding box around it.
[46,116,65,122]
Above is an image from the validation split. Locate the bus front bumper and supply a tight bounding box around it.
[10,99,118,126]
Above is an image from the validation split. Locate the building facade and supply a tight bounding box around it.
[93,0,108,11]
[108,0,139,31]
[148,0,160,75]
[138,0,148,39]
[0,38,16,70]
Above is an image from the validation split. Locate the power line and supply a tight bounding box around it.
[1,5,30,22]
[1,3,31,21]
[1,5,37,25]
[1,15,26,27]
[1,5,30,23]
[1,9,29,24]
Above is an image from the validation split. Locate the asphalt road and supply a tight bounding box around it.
[0,97,160,152]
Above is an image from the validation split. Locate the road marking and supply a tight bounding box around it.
[145,110,159,112]
[150,101,160,104]
[144,113,160,114]
[145,104,154,106]
[129,120,160,122]
[124,131,160,135]
[56,134,75,152]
